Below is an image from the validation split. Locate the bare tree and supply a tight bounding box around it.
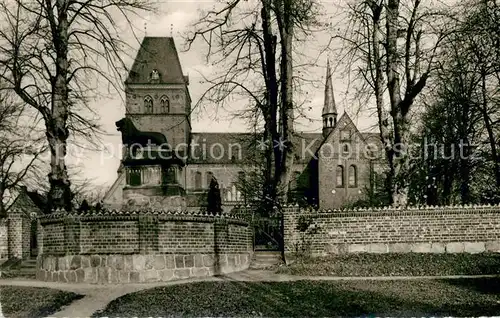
[410,0,500,204]
[335,0,451,206]
[460,0,500,190]
[185,0,321,209]
[71,177,107,208]
[0,0,152,212]
[0,90,45,217]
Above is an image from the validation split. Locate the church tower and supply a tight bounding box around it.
[124,37,192,153]
[322,59,338,138]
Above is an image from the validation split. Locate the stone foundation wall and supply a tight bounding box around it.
[284,205,500,257]
[37,209,252,284]
[36,253,250,284]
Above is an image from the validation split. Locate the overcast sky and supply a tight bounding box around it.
[72,0,376,189]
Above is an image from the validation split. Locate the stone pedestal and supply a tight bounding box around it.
[123,161,186,210]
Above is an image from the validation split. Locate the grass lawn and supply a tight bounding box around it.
[0,286,83,318]
[277,253,500,276]
[95,278,500,317]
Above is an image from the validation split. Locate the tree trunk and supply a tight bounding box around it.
[442,157,454,205]
[369,1,395,204]
[277,0,294,264]
[392,113,410,207]
[278,0,294,205]
[480,72,500,188]
[0,187,5,218]
[459,156,471,204]
[386,0,410,207]
[47,0,72,212]
[261,0,281,210]
[262,109,275,216]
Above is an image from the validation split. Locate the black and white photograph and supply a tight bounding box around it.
[0,0,500,316]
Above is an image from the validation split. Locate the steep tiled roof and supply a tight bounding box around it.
[294,132,323,162]
[10,186,45,215]
[126,37,187,85]
[189,132,324,164]
[190,132,259,164]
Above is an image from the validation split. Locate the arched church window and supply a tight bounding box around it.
[206,171,213,188]
[144,95,153,113]
[329,117,333,127]
[194,171,202,189]
[164,167,176,184]
[231,184,238,201]
[343,144,349,154]
[348,165,357,188]
[336,165,344,188]
[160,96,170,113]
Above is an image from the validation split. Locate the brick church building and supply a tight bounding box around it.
[103,37,382,210]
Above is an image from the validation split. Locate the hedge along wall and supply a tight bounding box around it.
[283,205,500,258]
[36,209,253,284]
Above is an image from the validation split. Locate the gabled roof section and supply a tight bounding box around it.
[10,186,45,215]
[316,112,370,152]
[322,59,337,116]
[333,112,367,142]
[126,37,188,85]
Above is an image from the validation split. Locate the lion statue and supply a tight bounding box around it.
[115,117,167,147]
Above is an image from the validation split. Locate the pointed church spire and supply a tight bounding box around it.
[322,59,337,116]
[322,59,338,138]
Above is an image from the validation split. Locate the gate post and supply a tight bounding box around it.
[7,209,22,259]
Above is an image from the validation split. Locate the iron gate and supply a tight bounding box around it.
[252,214,282,251]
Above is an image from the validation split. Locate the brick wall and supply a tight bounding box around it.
[284,205,500,257]
[37,209,252,284]
[2,208,37,260]
[22,218,31,259]
[42,223,65,255]
[81,220,139,254]
[159,220,214,253]
[7,210,23,259]
[0,220,7,259]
